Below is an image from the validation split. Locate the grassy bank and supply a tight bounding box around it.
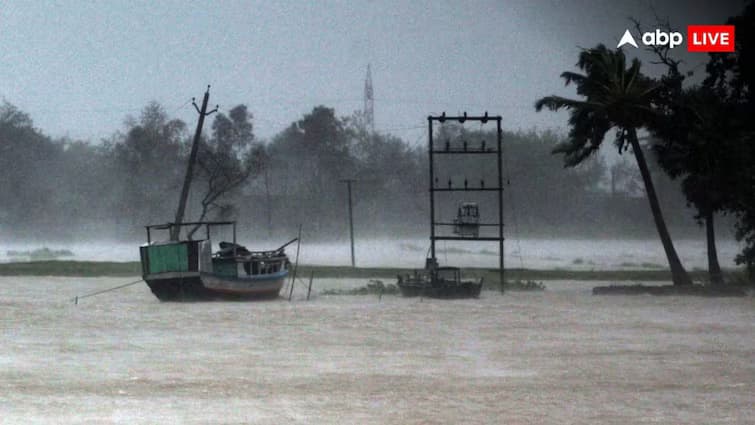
[0,261,142,277]
[0,260,730,282]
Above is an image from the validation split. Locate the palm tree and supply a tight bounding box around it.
[535,44,692,286]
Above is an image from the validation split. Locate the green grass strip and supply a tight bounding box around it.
[0,261,739,281]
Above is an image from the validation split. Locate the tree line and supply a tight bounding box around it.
[0,100,705,241]
[536,2,755,284]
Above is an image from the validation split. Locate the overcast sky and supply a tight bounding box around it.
[0,0,743,144]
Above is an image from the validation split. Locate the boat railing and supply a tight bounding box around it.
[398,268,432,283]
[398,266,475,286]
[211,253,289,277]
[144,221,237,245]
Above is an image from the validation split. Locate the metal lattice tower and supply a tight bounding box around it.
[427,112,505,292]
[363,64,374,133]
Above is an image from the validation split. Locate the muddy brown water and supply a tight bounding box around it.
[1,277,753,424]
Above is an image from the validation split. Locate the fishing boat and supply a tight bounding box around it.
[138,87,297,302]
[397,258,483,299]
[140,221,295,301]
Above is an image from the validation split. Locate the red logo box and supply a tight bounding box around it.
[687,25,735,52]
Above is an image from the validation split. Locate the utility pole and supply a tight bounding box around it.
[340,179,357,267]
[170,86,218,241]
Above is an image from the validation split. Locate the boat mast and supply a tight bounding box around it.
[170,86,218,241]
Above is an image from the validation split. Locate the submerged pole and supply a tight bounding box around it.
[497,117,505,293]
[288,224,302,301]
[306,271,314,301]
[288,277,296,302]
[341,179,357,267]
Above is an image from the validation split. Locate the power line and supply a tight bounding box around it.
[170,98,194,115]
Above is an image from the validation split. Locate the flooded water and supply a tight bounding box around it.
[1,277,753,424]
[0,237,745,270]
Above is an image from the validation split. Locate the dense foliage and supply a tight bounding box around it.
[646,1,755,280]
[702,1,755,277]
[0,98,705,244]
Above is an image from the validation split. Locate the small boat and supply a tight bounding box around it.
[139,221,295,301]
[453,202,480,238]
[397,258,483,299]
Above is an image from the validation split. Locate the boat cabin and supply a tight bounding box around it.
[453,202,480,237]
[139,221,290,280]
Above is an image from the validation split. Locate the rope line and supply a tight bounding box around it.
[72,278,143,303]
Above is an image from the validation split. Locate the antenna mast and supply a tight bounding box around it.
[363,64,374,133]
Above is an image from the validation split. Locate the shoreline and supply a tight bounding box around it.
[0,260,740,281]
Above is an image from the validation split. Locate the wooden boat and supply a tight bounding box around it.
[137,88,298,302]
[397,259,483,299]
[140,221,295,301]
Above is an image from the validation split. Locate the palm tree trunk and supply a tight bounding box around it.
[628,128,692,286]
[705,210,724,285]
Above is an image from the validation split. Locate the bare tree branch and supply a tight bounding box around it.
[629,15,683,78]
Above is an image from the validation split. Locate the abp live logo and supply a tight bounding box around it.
[617,25,735,52]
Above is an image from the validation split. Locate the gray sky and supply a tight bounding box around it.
[0,0,743,144]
